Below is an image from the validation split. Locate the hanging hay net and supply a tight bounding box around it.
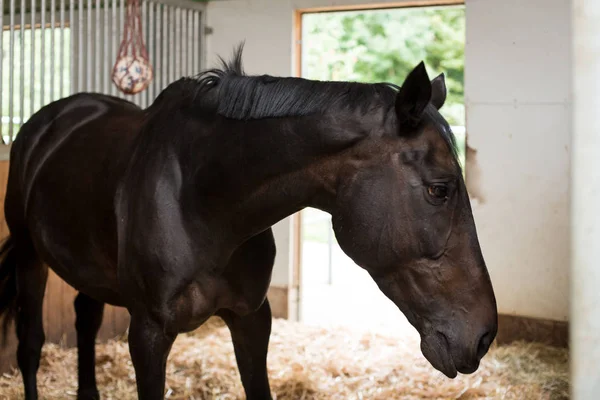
[112,0,153,95]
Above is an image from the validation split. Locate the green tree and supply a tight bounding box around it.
[301,5,465,127]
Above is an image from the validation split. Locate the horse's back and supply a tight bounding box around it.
[9,93,140,180]
[4,92,143,304]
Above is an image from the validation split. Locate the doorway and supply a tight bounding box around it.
[296,3,466,336]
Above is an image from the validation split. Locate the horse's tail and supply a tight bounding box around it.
[0,236,17,346]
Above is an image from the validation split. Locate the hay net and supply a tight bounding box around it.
[112,0,153,95]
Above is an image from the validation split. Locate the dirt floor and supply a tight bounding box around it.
[0,317,569,400]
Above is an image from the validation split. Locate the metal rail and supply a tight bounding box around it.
[0,0,205,156]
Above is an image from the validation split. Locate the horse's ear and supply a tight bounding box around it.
[395,61,432,130]
[431,73,447,110]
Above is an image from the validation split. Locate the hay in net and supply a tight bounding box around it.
[111,0,153,95]
[0,317,569,399]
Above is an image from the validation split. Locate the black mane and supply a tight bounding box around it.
[173,43,399,121]
[155,43,459,160]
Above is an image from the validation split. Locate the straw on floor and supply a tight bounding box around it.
[0,317,569,400]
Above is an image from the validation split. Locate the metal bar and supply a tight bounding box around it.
[199,10,206,70]
[70,0,74,94]
[190,10,195,75]
[157,3,163,93]
[140,0,147,108]
[31,0,36,112]
[110,0,116,96]
[180,9,185,76]
[155,2,161,95]
[8,0,15,142]
[104,0,109,94]
[95,0,100,91]
[51,0,56,102]
[193,10,199,74]
[171,6,176,81]
[175,7,181,80]
[20,0,25,129]
[78,0,83,92]
[41,0,46,105]
[118,0,124,98]
[60,0,65,98]
[146,1,151,104]
[87,0,92,91]
[197,10,202,73]
[161,4,167,90]
[0,0,4,141]
[147,2,156,105]
[181,9,187,76]
[180,8,184,77]
[187,9,192,75]
[169,6,174,84]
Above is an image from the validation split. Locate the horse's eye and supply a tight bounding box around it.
[428,184,448,200]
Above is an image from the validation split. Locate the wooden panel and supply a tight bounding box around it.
[0,161,130,373]
[0,160,17,372]
[496,314,568,348]
[41,272,131,347]
[267,285,289,319]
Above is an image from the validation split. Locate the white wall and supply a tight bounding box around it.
[206,0,572,322]
[571,0,600,395]
[465,0,571,322]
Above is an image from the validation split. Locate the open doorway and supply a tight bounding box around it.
[296,3,466,336]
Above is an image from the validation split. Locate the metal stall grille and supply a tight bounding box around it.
[0,0,205,155]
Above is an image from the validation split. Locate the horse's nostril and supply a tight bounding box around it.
[436,330,450,349]
[476,331,493,360]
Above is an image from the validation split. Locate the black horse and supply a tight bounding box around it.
[0,45,497,399]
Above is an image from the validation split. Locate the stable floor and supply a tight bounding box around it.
[0,317,568,399]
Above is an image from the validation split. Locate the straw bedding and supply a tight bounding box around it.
[0,317,569,400]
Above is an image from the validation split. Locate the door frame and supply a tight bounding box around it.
[290,0,465,321]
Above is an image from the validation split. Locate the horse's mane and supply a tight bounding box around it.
[158,43,399,121]
[149,43,458,160]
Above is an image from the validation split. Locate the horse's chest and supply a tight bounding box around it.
[169,276,267,333]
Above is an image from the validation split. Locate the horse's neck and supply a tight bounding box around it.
[229,160,334,238]
[191,114,365,242]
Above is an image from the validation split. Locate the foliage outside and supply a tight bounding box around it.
[301,5,466,167]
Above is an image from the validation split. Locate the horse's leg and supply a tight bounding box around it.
[15,242,48,400]
[74,293,105,400]
[128,311,176,400]
[218,299,273,400]
[217,229,276,400]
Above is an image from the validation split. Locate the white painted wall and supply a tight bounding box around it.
[465,0,571,322]
[571,0,600,395]
[206,0,572,322]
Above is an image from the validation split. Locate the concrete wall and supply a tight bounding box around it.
[571,0,600,394]
[206,0,571,323]
[465,0,571,322]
